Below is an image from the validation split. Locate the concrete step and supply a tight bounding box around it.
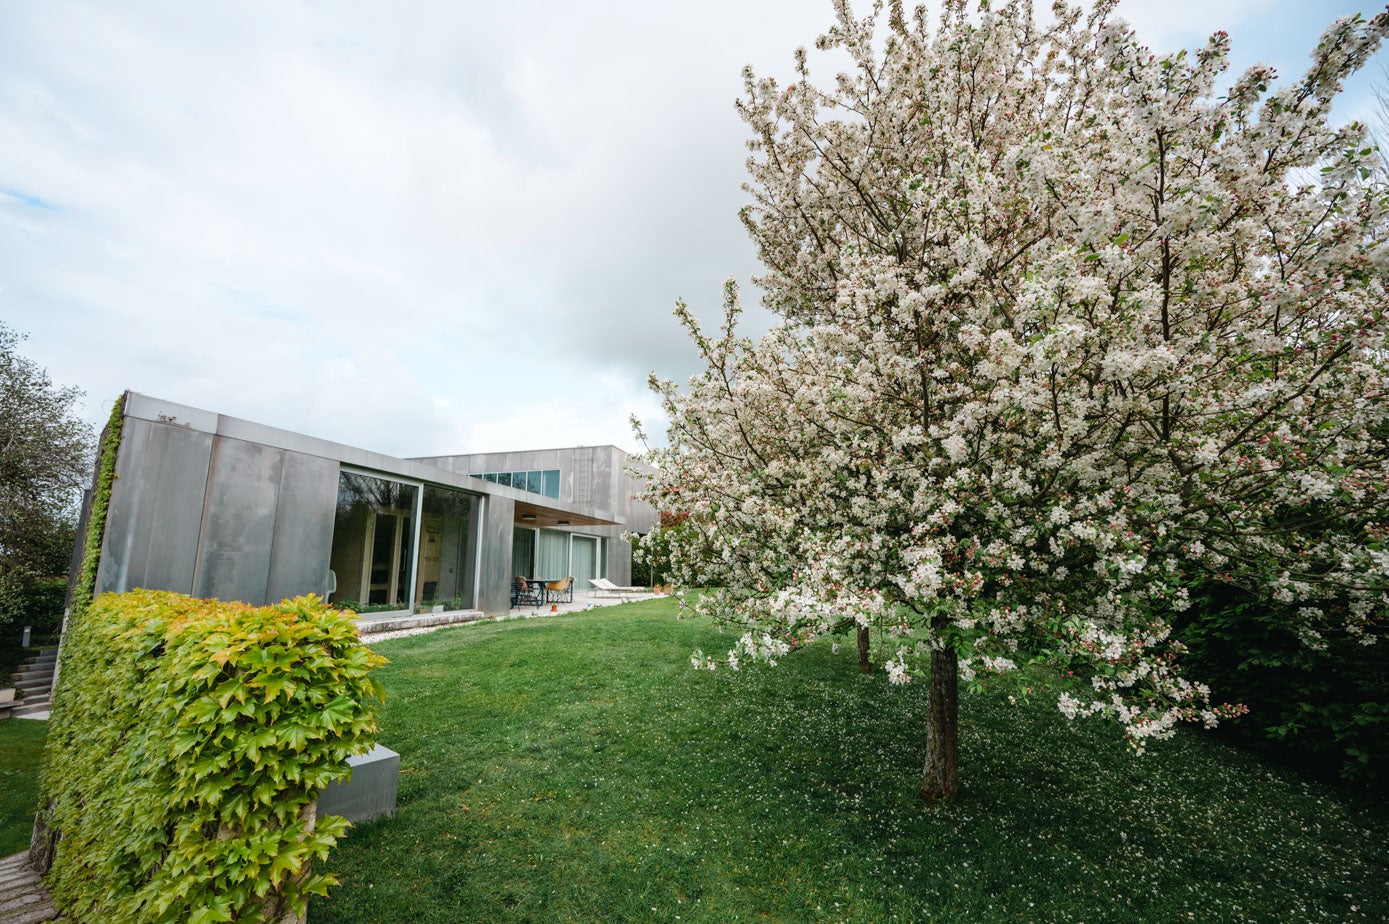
[14,654,56,669]
[10,705,50,722]
[10,683,54,701]
[10,703,50,719]
[0,852,56,922]
[0,857,39,889]
[7,651,56,711]
[6,648,56,720]
[11,663,53,676]
[356,609,487,636]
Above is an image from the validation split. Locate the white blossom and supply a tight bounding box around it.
[640,0,1388,760]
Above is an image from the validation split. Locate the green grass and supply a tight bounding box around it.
[0,600,1382,919]
[311,599,1387,923]
[0,718,47,855]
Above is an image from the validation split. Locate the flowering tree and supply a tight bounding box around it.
[0,323,93,633]
[642,0,1389,801]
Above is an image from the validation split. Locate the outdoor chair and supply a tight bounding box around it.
[511,576,542,609]
[545,576,574,604]
[589,577,645,601]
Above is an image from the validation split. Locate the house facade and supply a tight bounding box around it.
[410,445,657,601]
[87,392,656,617]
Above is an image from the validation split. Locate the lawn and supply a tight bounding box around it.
[310,597,1386,923]
[0,718,47,855]
[0,599,1381,920]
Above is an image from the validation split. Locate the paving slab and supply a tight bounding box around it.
[0,853,55,923]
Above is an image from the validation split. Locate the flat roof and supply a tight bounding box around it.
[123,391,622,527]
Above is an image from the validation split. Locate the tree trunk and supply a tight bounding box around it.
[249,801,317,924]
[857,624,871,672]
[918,643,959,802]
[29,802,58,874]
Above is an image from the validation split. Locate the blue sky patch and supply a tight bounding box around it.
[0,186,56,210]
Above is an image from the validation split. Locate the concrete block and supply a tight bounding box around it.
[317,744,399,824]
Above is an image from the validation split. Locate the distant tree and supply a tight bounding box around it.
[629,536,654,587]
[0,323,93,631]
[644,0,1389,801]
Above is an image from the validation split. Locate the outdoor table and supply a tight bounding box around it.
[529,578,558,605]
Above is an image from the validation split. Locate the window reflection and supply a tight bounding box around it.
[417,485,477,609]
[470,468,561,499]
[328,472,418,611]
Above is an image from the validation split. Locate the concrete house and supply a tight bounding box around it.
[85,392,657,618]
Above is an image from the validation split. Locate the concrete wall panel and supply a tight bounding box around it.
[266,452,340,604]
[97,418,213,596]
[590,448,614,516]
[606,530,632,586]
[622,457,659,535]
[195,438,284,604]
[478,496,514,615]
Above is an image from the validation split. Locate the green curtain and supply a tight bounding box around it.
[536,530,569,579]
[571,536,598,590]
[511,529,534,578]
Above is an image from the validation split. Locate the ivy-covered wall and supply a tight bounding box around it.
[39,590,385,923]
[69,392,125,619]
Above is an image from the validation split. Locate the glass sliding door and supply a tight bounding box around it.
[329,471,419,612]
[536,530,569,581]
[571,535,598,594]
[511,528,535,580]
[417,485,478,610]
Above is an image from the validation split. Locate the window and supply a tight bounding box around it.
[417,485,478,609]
[470,468,562,500]
[328,471,419,611]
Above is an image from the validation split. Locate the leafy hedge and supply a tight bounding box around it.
[0,565,71,638]
[1176,582,1388,787]
[41,590,386,923]
[0,575,66,649]
[28,393,125,869]
[70,392,126,618]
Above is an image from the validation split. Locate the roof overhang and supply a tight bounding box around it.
[513,499,616,529]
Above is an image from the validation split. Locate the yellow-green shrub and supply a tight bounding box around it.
[41,590,386,923]
[70,392,125,617]
[27,393,125,873]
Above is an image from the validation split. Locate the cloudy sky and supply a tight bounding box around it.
[2,0,1384,459]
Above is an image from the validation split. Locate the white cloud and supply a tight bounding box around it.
[1,0,1383,461]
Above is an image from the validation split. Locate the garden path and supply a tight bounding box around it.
[0,852,55,923]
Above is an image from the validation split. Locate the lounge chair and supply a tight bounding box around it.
[589,577,646,601]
